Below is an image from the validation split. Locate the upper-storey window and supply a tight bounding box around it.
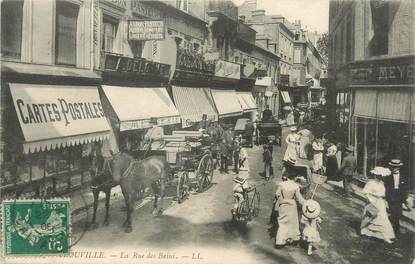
[1,0,24,59]
[176,0,189,12]
[55,1,79,66]
[102,16,119,53]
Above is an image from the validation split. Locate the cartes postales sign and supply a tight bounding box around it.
[2,199,70,256]
[128,20,165,41]
[9,84,110,144]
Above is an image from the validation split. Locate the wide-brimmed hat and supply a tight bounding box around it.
[389,159,403,167]
[302,199,321,219]
[290,127,297,132]
[345,145,354,152]
[285,156,297,166]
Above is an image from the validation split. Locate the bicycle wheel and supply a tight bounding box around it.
[251,191,261,217]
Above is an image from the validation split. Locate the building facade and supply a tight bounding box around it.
[328,0,414,182]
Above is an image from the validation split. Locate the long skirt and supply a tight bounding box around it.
[325,155,338,181]
[283,144,297,162]
[361,199,395,242]
[275,200,301,245]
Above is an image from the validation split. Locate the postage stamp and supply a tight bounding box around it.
[2,199,71,256]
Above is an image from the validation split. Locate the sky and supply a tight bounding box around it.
[233,0,329,33]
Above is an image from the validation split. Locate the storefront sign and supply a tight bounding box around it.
[131,0,163,19]
[101,53,171,79]
[214,60,240,80]
[128,20,165,41]
[9,84,110,144]
[349,55,415,86]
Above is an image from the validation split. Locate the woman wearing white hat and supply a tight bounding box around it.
[360,167,395,244]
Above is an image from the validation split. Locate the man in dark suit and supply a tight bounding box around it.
[384,159,407,237]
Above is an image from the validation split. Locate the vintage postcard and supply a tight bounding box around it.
[0,0,414,263]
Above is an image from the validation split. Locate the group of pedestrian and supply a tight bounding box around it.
[273,165,322,255]
[361,160,408,243]
[208,122,248,175]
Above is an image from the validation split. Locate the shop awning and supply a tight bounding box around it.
[377,90,414,123]
[172,86,218,128]
[101,86,180,131]
[354,89,414,123]
[281,91,292,103]
[354,89,377,118]
[9,83,110,154]
[236,92,257,112]
[211,89,243,118]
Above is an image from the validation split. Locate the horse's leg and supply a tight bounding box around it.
[91,189,99,228]
[103,187,111,226]
[121,186,130,228]
[152,178,165,217]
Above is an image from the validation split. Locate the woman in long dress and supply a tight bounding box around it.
[283,127,300,162]
[360,167,395,243]
[274,172,305,246]
[312,139,324,174]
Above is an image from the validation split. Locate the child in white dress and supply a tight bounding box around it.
[301,199,322,255]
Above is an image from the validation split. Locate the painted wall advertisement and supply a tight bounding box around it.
[128,20,165,41]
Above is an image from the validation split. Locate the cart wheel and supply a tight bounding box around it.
[177,171,189,204]
[251,191,261,217]
[237,199,250,225]
[196,154,214,192]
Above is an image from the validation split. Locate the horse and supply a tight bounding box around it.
[110,151,168,233]
[89,150,115,228]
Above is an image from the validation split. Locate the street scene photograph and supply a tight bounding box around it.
[0,0,414,263]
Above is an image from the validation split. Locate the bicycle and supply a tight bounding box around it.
[232,186,261,225]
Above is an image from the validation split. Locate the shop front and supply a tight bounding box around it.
[170,48,217,129]
[100,85,181,153]
[348,56,414,190]
[172,86,218,128]
[210,89,243,125]
[236,91,257,120]
[1,83,110,199]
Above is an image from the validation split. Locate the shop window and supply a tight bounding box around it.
[102,16,119,53]
[1,0,24,59]
[55,1,79,66]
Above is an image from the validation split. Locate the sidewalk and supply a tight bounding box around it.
[323,179,415,227]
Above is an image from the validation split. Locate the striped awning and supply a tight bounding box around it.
[236,92,257,112]
[172,86,218,128]
[211,89,243,118]
[354,89,377,119]
[9,83,110,154]
[354,89,414,123]
[101,86,181,131]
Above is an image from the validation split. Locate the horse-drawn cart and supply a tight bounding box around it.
[255,120,282,146]
[164,131,214,203]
